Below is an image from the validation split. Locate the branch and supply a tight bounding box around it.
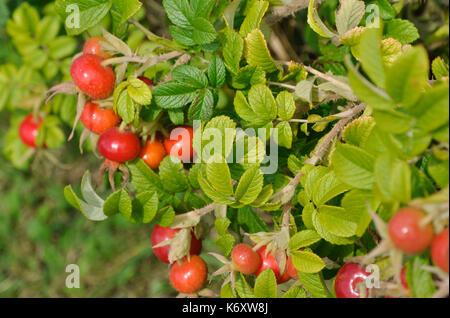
[305,103,366,165]
[265,0,318,25]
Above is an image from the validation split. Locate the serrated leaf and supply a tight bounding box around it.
[215,233,235,256]
[358,27,385,88]
[239,0,269,37]
[312,170,351,206]
[291,250,325,274]
[127,77,152,105]
[131,191,159,223]
[341,189,380,236]
[235,273,255,298]
[342,116,376,148]
[245,29,278,73]
[103,189,131,217]
[332,143,375,190]
[162,0,192,28]
[290,230,321,250]
[192,17,217,45]
[207,56,226,88]
[172,65,208,89]
[221,26,243,74]
[317,205,357,237]
[234,166,263,204]
[282,285,308,298]
[276,121,293,149]
[254,269,277,298]
[384,19,419,44]
[237,206,269,233]
[335,0,365,35]
[155,205,176,227]
[248,84,277,120]
[188,89,214,121]
[159,156,189,193]
[116,90,137,124]
[206,155,234,196]
[374,153,411,203]
[407,254,436,298]
[312,210,356,245]
[307,0,337,38]
[385,46,429,108]
[153,82,198,109]
[276,91,296,121]
[431,57,449,79]
[297,272,331,298]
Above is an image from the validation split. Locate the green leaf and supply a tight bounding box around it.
[412,82,449,133]
[198,168,234,205]
[235,273,255,298]
[345,56,396,111]
[234,166,263,204]
[234,90,257,122]
[55,0,112,35]
[127,159,165,194]
[276,121,293,149]
[307,0,337,38]
[237,206,269,233]
[207,56,226,88]
[406,253,436,298]
[341,189,379,236]
[245,29,279,73]
[385,46,429,108]
[248,84,278,121]
[220,283,237,298]
[168,109,184,125]
[153,82,198,109]
[358,28,385,88]
[239,0,269,38]
[131,191,159,223]
[317,205,358,237]
[332,143,375,189]
[384,19,419,44]
[197,115,236,160]
[191,0,215,18]
[297,272,331,298]
[282,285,307,298]
[170,25,195,46]
[276,91,296,121]
[431,57,449,79]
[215,217,231,236]
[206,155,234,196]
[374,153,411,203]
[215,234,235,256]
[312,210,357,245]
[36,16,60,43]
[254,269,277,298]
[371,108,413,134]
[335,0,365,35]
[342,116,376,148]
[427,155,449,188]
[116,90,137,124]
[290,230,321,250]
[172,65,208,89]
[312,170,351,206]
[188,89,214,121]
[221,27,243,74]
[127,77,153,105]
[231,65,266,90]
[103,189,131,217]
[192,17,217,45]
[162,0,192,28]
[159,156,189,193]
[291,250,325,274]
[155,205,176,227]
[112,0,142,25]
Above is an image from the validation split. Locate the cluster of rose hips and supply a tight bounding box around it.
[335,207,448,298]
[19,37,194,183]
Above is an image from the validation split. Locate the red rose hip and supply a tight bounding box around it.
[97,127,141,162]
[71,54,115,100]
[169,255,207,294]
[19,114,43,148]
[83,36,111,59]
[231,244,261,275]
[81,101,120,135]
[255,246,281,280]
[334,263,370,298]
[431,227,449,273]
[140,140,167,170]
[388,207,434,255]
[151,224,202,264]
[164,125,194,163]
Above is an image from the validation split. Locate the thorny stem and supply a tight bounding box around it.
[305,103,366,165]
[302,65,354,94]
[265,0,322,25]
